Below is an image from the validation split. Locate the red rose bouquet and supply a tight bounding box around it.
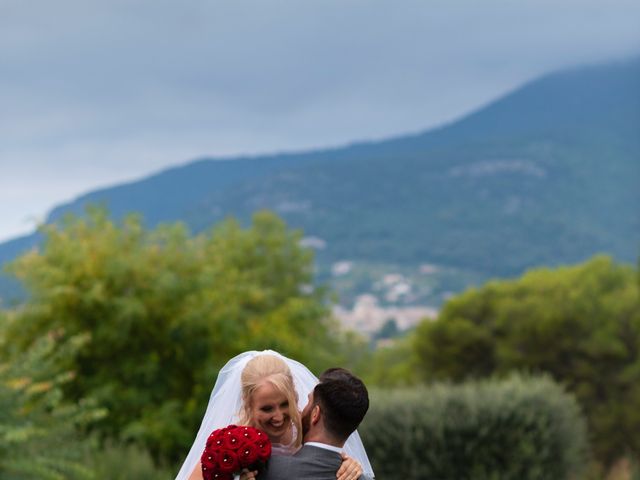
[201,425,272,480]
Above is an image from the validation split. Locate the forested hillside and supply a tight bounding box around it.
[1,58,638,306]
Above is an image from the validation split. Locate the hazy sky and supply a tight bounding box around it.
[2,0,639,242]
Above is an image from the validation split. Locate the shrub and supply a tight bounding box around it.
[88,440,174,480]
[359,374,587,480]
[413,256,640,465]
[0,325,105,479]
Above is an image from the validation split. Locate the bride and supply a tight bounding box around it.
[175,350,374,480]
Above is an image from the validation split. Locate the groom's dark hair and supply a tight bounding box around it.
[314,368,369,441]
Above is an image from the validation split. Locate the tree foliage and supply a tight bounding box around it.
[5,207,341,462]
[413,255,640,464]
[360,375,587,480]
[362,333,418,388]
[0,311,105,479]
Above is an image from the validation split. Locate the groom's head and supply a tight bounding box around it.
[301,368,369,446]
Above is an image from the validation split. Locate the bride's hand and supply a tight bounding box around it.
[336,453,362,480]
[239,468,258,480]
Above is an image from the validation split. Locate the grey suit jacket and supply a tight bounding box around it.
[260,444,370,480]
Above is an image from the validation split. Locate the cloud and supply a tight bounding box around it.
[1,0,639,241]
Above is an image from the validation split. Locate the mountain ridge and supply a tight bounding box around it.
[2,57,639,307]
[40,56,640,228]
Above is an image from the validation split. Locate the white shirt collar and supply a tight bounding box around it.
[304,441,343,454]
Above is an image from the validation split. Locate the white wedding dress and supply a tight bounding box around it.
[175,350,375,480]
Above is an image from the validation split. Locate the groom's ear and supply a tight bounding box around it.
[311,404,321,425]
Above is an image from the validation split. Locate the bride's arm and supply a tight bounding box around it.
[188,463,203,480]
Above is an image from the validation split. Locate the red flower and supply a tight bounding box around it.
[218,450,240,474]
[222,429,243,450]
[206,431,224,449]
[256,434,272,458]
[238,442,260,465]
[201,425,272,480]
[201,450,218,471]
[239,426,260,443]
[210,473,233,480]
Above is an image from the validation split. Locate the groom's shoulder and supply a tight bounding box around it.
[260,453,300,480]
[261,445,341,480]
[296,446,374,480]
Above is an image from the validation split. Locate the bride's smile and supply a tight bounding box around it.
[251,381,293,444]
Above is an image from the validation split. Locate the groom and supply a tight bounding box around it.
[258,367,371,480]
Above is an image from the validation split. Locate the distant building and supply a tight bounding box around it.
[333,294,437,336]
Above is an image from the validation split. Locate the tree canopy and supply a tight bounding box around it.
[413,255,640,464]
[0,310,104,479]
[4,207,345,461]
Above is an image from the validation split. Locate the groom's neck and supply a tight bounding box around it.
[303,430,345,448]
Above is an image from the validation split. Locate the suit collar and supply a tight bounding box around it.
[304,442,343,455]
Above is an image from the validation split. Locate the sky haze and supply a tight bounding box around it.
[2,0,639,242]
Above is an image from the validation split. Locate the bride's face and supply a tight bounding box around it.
[250,381,291,443]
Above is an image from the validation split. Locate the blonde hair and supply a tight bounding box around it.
[239,354,302,448]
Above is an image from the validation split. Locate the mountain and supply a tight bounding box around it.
[1,57,639,309]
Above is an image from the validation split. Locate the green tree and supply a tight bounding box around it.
[0,311,105,479]
[5,207,340,463]
[413,255,640,465]
[362,333,418,388]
